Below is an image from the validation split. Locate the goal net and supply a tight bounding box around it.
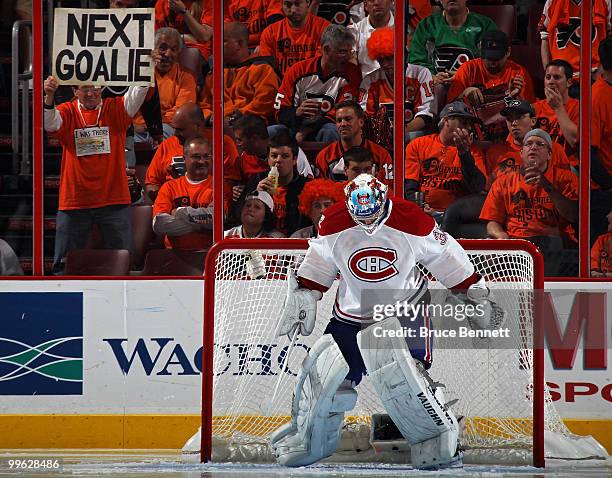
[190,238,606,466]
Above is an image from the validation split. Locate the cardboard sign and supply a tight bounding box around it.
[52,8,155,86]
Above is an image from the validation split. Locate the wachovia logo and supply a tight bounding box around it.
[0,292,83,395]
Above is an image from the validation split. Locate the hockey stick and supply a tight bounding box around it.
[262,327,300,417]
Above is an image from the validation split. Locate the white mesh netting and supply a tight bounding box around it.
[189,241,606,464]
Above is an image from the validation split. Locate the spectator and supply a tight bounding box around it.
[314,100,393,183]
[291,178,344,237]
[224,190,285,238]
[404,101,486,223]
[43,76,149,273]
[0,239,23,276]
[539,0,610,91]
[273,24,362,142]
[253,132,310,235]
[133,28,197,142]
[534,60,579,167]
[155,0,213,72]
[349,0,394,77]
[590,34,612,244]
[409,0,497,81]
[199,22,280,125]
[224,0,283,50]
[446,30,536,141]
[144,103,239,206]
[486,99,571,184]
[591,210,612,277]
[408,0,432,39]
[480,129,578,276]
[343,146,375,181]
[259,0,330,77]
[152,136,214,250]
[359,27,434,139]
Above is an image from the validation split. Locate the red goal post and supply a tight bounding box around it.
[200,238,546,466]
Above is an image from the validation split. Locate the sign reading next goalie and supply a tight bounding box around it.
[52,8,155,86]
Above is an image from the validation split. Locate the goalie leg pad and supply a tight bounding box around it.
[270,334,358,467]
[357,317,461,470]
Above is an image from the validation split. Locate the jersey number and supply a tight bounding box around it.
[274,92,285,110]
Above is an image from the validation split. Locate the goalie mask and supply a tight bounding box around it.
[344,174,389,234]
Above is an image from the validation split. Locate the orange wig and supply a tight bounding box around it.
[367,27,394,61]
[298,179,345,216]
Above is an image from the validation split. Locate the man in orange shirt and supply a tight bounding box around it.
[480,129,578,276]
[404,101,486,223]
[533,60,579,167]
[485,99,572,184]
[225,0,284,50]
[591,35,612,244]
[199,22,280,124]
[315,100,393,183]
[259,0,330,77]
[447,30,536,141]
[591,210,612,277]
[144,103,238,209]
[43,76,149,273]
[134,28,197,143]
[152,136,214,250]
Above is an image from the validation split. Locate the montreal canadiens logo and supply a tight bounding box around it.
[348,248,398,282]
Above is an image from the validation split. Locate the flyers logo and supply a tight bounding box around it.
[511,189,528,204]
[305,93,335,113]
[277,38,291,53]
[174,196,190,208]
[423,157,439,173]
[233,7,251,22]
[556,17,596,49]
[499,157,517,172]
[348,248,398,282]
[433,46,473,73]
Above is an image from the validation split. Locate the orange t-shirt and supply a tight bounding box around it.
[404,134,486,211]
[259,13,330,76]
[315,138,393,184]
[485,136,572,187]
[52,98,132,210]
[591,76,612,178]
[224,152,270,184]
[134,64,197,126]
[591,232,612,273]
[534,97,579,166]
[447,58,536,104]
[153,175,214,250]
[155,0,212,58]
[479,167,578,238]
[224,0,283,49]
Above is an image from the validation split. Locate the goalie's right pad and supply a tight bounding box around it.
[274,270,322,338]
[270,334,358,467]
[357,317,462,470]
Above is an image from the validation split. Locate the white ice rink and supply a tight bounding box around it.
[0,451,609,477]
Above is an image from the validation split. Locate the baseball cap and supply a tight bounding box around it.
[500,98,535,117]
[439,101,480,123]
[523,129,552,149]
[481,30,509,61]
[246,190,274,212]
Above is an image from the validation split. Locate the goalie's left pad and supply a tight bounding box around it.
[448,276,505,330]
[357,318,462,470]
[270,334,358,466]
[274,270,322,339]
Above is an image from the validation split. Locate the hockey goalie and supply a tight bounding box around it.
[270,174,504,470]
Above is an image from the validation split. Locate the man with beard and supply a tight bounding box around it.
[144,103,238,211]
[259,0,330,77]
[480,129,578,275]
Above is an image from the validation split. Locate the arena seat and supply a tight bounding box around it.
[142,249,207,276]
[64,249,131,276]
[470,4,517,41]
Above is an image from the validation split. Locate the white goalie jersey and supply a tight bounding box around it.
[297,198,477,325]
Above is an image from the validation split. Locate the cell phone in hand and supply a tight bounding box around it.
[171,156,186,176]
